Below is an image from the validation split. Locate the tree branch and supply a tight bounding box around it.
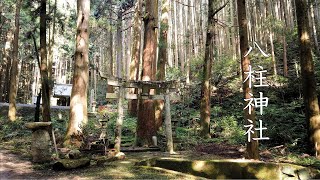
[212,1,229,18]
[121,24,132,32]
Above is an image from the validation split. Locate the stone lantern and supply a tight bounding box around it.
[25,122,52,163]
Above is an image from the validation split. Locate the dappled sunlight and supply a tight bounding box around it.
[119,161,132,164]
[301,32,310,42]
[192,160,205,171]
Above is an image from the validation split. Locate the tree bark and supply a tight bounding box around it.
[114,8,124,153]
[173,0,179,67]
[116,10,123,79]
[164,92,174,154]
[107,0,114,94]
[199,0,229,138]
[136,0,158,147]
[295,0,320,158]
[237,0,259,160]
[8,0,22,121]
[128,0,142,116]
[199,0,215,139]
[40,0,51,122]
[0,30,13,102]
[154,0,169,132]
[114,85,124,153]
[64,0,90,148]
[310,1,320,55]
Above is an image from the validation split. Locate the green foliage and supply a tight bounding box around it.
[212,54,238,81]
[189,54,204,81]
[262,102,307,151]
[99,112,137,138]
[285,154,320,170]
[211,115,246,144]
[0,116,31,140]
[50,110,69,133]
[165,67,183,81]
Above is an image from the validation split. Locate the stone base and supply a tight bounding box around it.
[31,129,51,163]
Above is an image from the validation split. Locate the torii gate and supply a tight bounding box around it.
[100,72,183,154]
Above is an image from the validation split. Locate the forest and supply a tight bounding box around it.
[0,0,320,179]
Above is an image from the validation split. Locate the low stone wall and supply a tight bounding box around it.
[137,158,320,179]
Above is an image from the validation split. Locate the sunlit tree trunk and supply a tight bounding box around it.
[155,0,169,131]
[136,0,158,147]
[116,10,123,79]
[107,5,114,94]
[167,0,173,67]
[237,0,259,160]
[128,0,142,116]
[64,0,90,148]
[191,0,198,56]
[114,7,124,154]
[40,0,51,122]
[173,0,178,67]
[178,2,184,73]
[8,0,22,121]
[295,0,320,158]
[48,0,57,81]
[310,1,320,55]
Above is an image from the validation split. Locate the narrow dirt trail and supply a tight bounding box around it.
[0,150,39,179]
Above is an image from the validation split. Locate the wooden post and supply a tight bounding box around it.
[114,83,124,153]
[164,90,174,154]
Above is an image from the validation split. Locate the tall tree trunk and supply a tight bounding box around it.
[167,0,173,67]
[295,0,320,158]
[191,0,198,56]
[310,1,320,55]
[116,10,123,78]
[0,30,13,102]
[128,0,142,116]
[173,0,179,67]
[64,0,90,148]
[155,0,169,131]
[136,0,158,147]
[199,0,215,139]
[8,0,22,121]
[114,8,124,154]
[199,0,229,138]
[0,60,5,101]
[270,32,277,76]
[48,0,57,81]
[40,0,51,122]
[280,0,288,77]
[283,35,288,76]
[237,0,259,160]
[107,9,114,94]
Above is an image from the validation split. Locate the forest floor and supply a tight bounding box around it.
[0,105,243,179]
[0,143,243,179]
[0,104,319,179]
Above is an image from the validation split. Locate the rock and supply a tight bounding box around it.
[107,148,117,157]
[25,122,52,130]
[59,148,70,154]
[115,152,125,160]
[67,149,82,159]
[297,168,310,180]
[26,122,52,163]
